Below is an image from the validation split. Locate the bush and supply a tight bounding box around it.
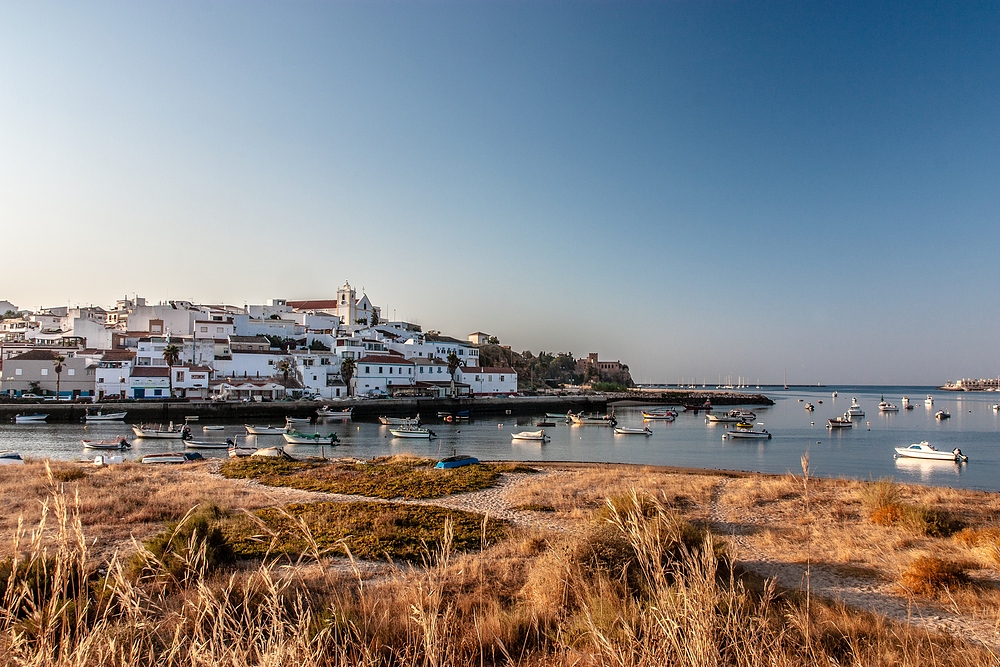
[900,556,969,595]
[128,504,234,584]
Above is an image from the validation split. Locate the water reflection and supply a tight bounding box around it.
[893,456,965,482]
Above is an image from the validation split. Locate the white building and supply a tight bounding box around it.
[93,350,135,400]
[456,367,517,396]
[129,367,170,399]
[354,354,414,396]
[171,365,212,399]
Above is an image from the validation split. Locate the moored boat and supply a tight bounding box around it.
[283,431,338,445]
[15,413,48,423]
[185,438,236,449]
[81,438,131,450]
[804,403,815,411]
[827,413,853,428]
[285,416,312,426]
[244,424,288,435]
[642,409,676,421]
[84,410,127,422]
[228,446,255,458]
[132,424,190,439]
[203,425,225,431]
[682,400,712,413]
[847,398,864,417]
[878,396,898,412]
[511,430,549,441]
[925,395,934,407]
[140,452,202,464]
[379,415,420,425]
[894,441,967,462]
[725,423,771,439]
[935,409,951,420]
[389,426,434,439]
[317,406,353,419]
[614,426,652,435]
[569,412,617,426]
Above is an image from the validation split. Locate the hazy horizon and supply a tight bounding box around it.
[2,2,998,386]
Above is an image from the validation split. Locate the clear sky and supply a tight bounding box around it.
[1,1,997,385]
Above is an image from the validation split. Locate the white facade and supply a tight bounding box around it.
[457,367,517,396]
[355,355,414,396]
[171,366,212,399]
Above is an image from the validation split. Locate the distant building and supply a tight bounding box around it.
[456,366,517,396]
[0,349,96,398]
[468,331,491,345]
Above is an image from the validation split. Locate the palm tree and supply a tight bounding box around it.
[162,343,181,398]
[340,357,356,396]
[53,355,65,399]
[446,352,461,398]
[276,358,292,389]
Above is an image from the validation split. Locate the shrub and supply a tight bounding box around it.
[900,556,969,595]
[127,503,234,585]
[859,477,901,513]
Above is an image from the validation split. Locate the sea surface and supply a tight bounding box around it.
[2,386,999,491]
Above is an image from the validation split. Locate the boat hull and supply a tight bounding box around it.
[84,412,127,421]
[132,426,187,439]
[390,429,432,438]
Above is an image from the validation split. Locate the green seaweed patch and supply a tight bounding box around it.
[222,501,505,562]
[221,456,535,500]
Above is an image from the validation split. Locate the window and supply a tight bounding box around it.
[379,367,383,373]
[500,375,504,381]
[176,371,185,382]
[437,368,442,374]
[420,367,424,374]
[216,327,224,333]
[14,368,21,376]
[68,369,75,376]
[153,389,162,396]
[200,327,208,333]
[365,366,370,373]
[489,375,493,381]
[40,369,48,376]
[388,367,392,374]
[408,368,412,375]
[97,377,104,383]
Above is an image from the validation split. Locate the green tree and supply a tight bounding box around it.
[276,358,292,389]
[447,352,461,398]
[162,344,181,399]
[370,310,379,326]
[487,336,499,345]
[53,355,65,398]
[339,357,356,396]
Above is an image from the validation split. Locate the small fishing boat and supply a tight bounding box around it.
[569,412,617,426]
[847,398,864,417]
[535,420,556,427]
[511,430,549,441]
[132,424,190,439]
[832,391,838,397]
[389,426,434,439]
[140,452,202,464]
[682,400,712,413]
[228,445,255,458]
[15,413,48,423]
[185,438,236,450]
[283,431,338,445]
[804,403,815,411]
[935,409,951,420]
[614,426,652,435]
[992,404,1000,413]
[925,395,934,407]
[379,415,420,425]
[285,416,312,426]
[725,423,771,439]
[901,396,911,408]
[435,455,479,469]
[894,441,967,462]
[244,425,288,435]
[317,406,353,419]
[81,438,131,450]
[827,413,853,428]
[203,425,225,431]
[545,412,571,419]
[642,410,676,421]
[84,410,127,422]
[0,451,25,465]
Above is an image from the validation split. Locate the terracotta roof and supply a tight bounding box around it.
[229,335,269,343]
[459,367,516,374]
[8,349,61,361]
[131,367,170,377]
[100,350,136,361]
[357,355,414,365]
[287,299,340,310]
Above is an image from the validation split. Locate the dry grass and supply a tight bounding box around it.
[901,556,971,595]
[2,465,1000,665]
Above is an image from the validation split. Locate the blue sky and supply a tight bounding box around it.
[1,1,997,385]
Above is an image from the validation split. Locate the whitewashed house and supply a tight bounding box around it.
[171,365,212,399]
[354,355,414,396]
[456,367,517,396]
[129,367,170,399]
[93,350,135,400]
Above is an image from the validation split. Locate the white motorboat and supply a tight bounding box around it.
[244,425,288,435]
[0,451,25,465]
[251,446,289,458]
[878,396,899,412]
[317,406,353,419]
[614,426,652,435]
[894,441,967,462]
[804,403,815,411]
[132,425,189,439]
[992,404,1000,413]
[285,416,312,426]
[935,409,951,420]
[847,398,864,417]
[15,413,48,423]
[185,438,235,449]
[511,430,549,441]
[901,396,910,408]
[84,410,127,422]
[283,431,338,445]
[726,423,771,439]
[389,427,434,439]
[925,395,934,407]
[832,391,838,397]
[81,438,131,450]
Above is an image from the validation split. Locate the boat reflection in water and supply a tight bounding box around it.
[893,456,964,482]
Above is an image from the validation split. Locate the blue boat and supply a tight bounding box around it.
[435,455,479,469]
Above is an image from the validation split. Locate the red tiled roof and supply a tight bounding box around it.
[287,299,340,310]
[459,367,516,374]
[100,350,136,361]
[8,350,61,361]
[357,355,414,365]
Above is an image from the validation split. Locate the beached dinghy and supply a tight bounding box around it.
[15,414,48,423]
[435,455,479,469]
[81,438,131,450]
[0,451,25,465]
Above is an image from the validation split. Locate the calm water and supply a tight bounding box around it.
[3,386,999,491]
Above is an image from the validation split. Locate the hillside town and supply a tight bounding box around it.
[0,284,630,402]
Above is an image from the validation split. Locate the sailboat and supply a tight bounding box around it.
[783,369,788,390]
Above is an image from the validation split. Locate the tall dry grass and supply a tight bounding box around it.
[2,465,998,666]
